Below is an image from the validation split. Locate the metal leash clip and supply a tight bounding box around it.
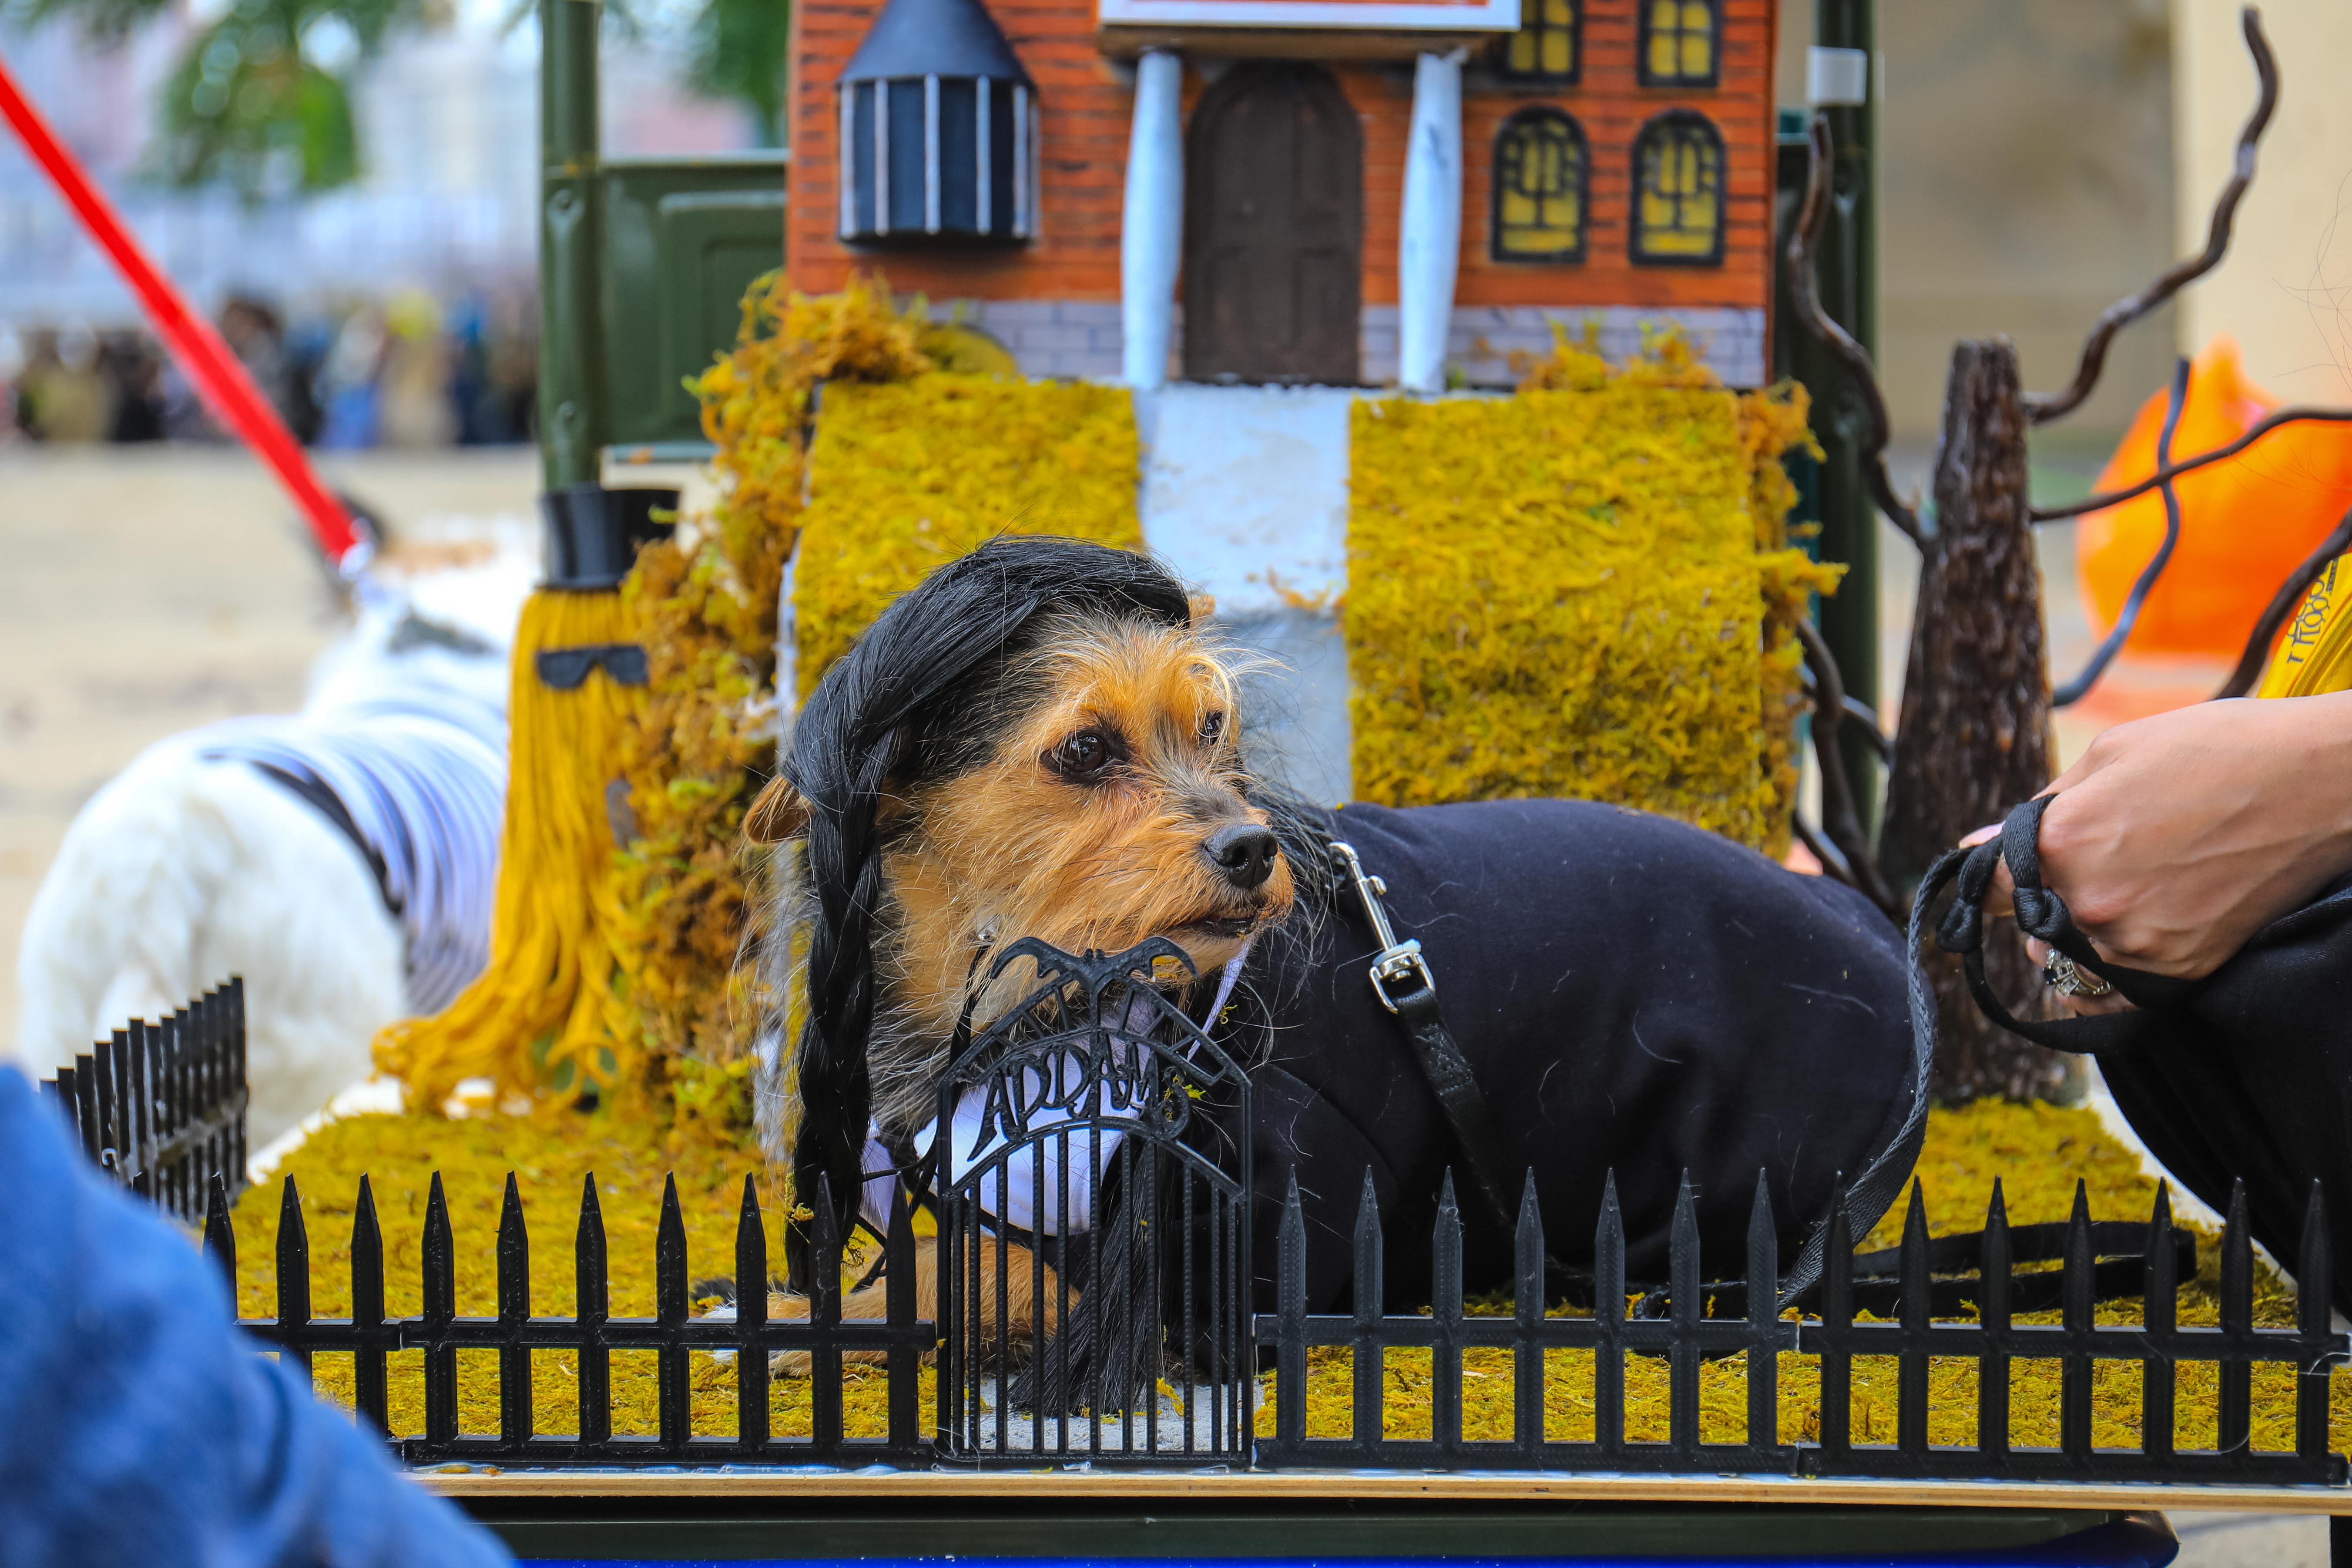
[1329,840,1436,1014]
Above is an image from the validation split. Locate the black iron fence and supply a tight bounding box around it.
[42,977,248,1223]
[210,1152,2349,1484]
[181,935,2349,1488]
[1256,1165,2346,1485]
[213,1165,934,1467]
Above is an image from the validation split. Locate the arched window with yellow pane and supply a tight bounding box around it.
[1491,108,1587,262]
[1500,0,1578,84]
[1629,110,1724,265]
[1637,0,1718,87]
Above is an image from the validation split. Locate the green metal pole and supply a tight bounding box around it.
[540,0,608,490]
[1798,0,1882,829]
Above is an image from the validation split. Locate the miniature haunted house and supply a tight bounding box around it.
[793,0,1777,390]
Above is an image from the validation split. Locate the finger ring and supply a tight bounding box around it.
[2043,950,2115,999]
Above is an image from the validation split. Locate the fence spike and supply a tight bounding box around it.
[1667,1171,1700,1458]
[2061,1179,2094,1464]
[653,1172,690,1450]
[1745,1170,1779,1451]
[2299,1179,2333,1461]
[2218,1178,2253,1463]
[73,1054,101,1163]
[1516,1168,1546,1328]
[1818,1178,1852,1461]
[126,1021,153,1199]
[1352,1166,1383,1449]
[496,1172,532,1447]
[1669,1170,1700,1326]
[202,1172,236,1294]
[422,1172,456,1447]
[1897,1179,1928,1457]
[1980,1177,2011,1458]
[1432,1169,1464,1456]
[497,1173,530,1319]
[1273,1168,1307,1450]
[809,1173,842,1454]
[884,1174,920,1454]
[575,1173,611,1447]
[96,1031,124,1179]
[1594,1169,1625,1455]
[351,1174,389,1434]
[734,1173,770,1451]
[1352,1167,1383,1326]
[1515,1167,1546,1458]
[275,1176,312,1386]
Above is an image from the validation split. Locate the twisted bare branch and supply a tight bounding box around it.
[1793,614,1900,920]
[2213,501,2352,700]
[2025,7,2278,426]
[2029,406,2352,522]
[1785,113,1925,550]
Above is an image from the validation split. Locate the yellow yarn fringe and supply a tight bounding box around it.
[374,588,647,1115]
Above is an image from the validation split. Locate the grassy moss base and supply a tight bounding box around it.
[235,1099,2339,1453]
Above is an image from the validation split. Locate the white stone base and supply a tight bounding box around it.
[932,298,1768,389]
[1362,303,1768,389]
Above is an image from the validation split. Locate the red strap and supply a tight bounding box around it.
[0,54,364,568]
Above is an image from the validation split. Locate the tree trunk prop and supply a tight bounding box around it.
[1881,338,2067,1102]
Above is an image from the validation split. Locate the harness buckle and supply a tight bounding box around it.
[1330,840,1437,1013]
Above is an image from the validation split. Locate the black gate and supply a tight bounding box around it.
[934,937,1254,1464]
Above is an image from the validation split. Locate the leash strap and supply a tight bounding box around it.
[1929,795,2195,1054]
[1328,843,1529,1241]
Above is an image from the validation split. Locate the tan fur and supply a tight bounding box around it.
[766,1238,1058,1375]
[880,615,1295,1048]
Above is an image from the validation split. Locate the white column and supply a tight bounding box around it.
[1397,48,1465,395]
[1121,49,1184,389]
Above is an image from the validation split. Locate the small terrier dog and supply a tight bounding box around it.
[739,535,1919,1391]
[740,538,1302,1366]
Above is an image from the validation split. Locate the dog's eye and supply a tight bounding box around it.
[1047,729,1118,781]
[1198,711,1227,746]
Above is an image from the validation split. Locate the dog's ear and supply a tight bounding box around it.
[744,775,810,843]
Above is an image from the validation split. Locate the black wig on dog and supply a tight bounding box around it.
[780,536,1197,1273]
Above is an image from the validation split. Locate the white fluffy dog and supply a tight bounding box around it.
[13,547,526,1145]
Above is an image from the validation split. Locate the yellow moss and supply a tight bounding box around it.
[605,277,936,1122]
[792,375,1147,699]
[1347,331,1825,854]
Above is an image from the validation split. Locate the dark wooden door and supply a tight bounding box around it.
[1183,63,1363,385]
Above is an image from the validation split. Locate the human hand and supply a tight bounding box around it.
[1966,692,2352,1003]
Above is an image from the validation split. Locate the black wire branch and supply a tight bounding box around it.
[2024,8,2278,426]
[2212,502,2352,700]
[2053,358,2191,707]
[1792,614,1899,920]
[1785,114,1925,551]
[2029,406,2352,523]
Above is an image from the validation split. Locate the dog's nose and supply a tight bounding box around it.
[1203,823,1278,890]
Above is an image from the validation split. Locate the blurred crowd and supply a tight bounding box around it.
[0,286,538,449]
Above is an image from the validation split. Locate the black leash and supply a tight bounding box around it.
[1926,792,2189,1054]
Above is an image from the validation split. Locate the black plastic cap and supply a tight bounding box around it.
[540,483,679,591]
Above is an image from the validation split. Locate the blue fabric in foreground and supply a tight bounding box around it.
[0,1065,510,1568]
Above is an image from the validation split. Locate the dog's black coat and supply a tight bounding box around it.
[1230,796,1916,1309]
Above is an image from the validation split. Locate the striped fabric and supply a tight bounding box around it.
[195,636,507,1017]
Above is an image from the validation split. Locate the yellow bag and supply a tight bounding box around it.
[2257,557,2352,697]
